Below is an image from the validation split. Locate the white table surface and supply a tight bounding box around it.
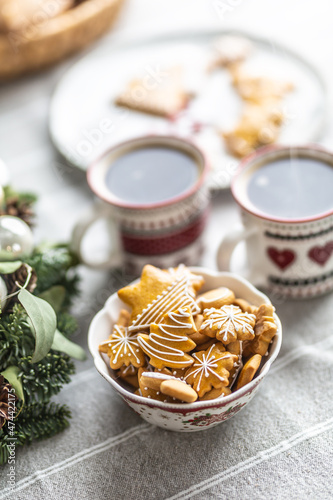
[1,1,333,499]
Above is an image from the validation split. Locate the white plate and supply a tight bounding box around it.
[49,30,327,190]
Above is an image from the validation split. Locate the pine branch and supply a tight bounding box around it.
[0,306,35,371]
[19,353,75,406]
[0,403,71,465]
[0,238,81,465]
[56,312,78,339]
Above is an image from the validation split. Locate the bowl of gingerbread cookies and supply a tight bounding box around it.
[88,264,282,432]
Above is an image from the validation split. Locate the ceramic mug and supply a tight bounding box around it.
[217,145,333,298]
[72,135,210,274]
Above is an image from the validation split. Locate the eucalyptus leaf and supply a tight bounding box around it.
[39,286,66,313]
[18,289,57,363]
[51,329,87,361]
[0,366,24,402]
[0,261,22,274]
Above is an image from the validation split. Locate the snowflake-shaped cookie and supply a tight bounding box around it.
[99,325,146,370]
[200,305,256,344]
[184,344,237,397]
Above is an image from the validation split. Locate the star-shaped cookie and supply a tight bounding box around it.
[118,265,176,321]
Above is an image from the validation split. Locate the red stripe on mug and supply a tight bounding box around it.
[121,210,209,255]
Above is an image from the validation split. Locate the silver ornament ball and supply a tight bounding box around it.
[0,216,34,260]
[0,276,7,311]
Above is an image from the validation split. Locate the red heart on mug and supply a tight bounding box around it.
[308,242,333,266]
[267,247,295,270]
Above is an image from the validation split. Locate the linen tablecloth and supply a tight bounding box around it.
[1,1,333,498]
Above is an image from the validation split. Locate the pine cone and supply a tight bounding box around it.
[3,264,37,312]
[0,376,17,427]
[0,196,35,227]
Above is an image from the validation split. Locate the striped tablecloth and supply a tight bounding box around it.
[1,1,333,498]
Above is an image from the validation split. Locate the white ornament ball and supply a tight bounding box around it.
[0,216,34,260]
[0,276,7,311]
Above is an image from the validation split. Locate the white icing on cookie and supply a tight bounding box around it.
[202,305,255,342]
[121,364,137,376]
[129,276,200,332]
[184,344,232,392]
[100,325,142,365]
[137,308,195,366]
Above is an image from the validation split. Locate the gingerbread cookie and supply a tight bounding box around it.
[233,298,258,315]
[235,354,262,390]
[118,265,176,321]
[116,309,131,327]
[189,315,211,346]
[139,370,198,402]
[120,265,201,332]
[226,340,243,387]
[231,67,294,103]
[200,305,256,344]
[138,307,196,369]
[209,35,252,70]
[222,64,294,158]
[243,304,277,357]
[184,343,237,397]
[193,338,220,352]
[167,264,204,293]
[223,102,283,158]
[140,371,177,391]
[99,323,146,370]
[160,379,198,403]
[117,364,139,388]
[138,368,173,402]
[159,367,187,380]
[197,287,235,311]
[199,386,231,401]
[115,67,191,118]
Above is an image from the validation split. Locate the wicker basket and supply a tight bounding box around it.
[0,0,125,80]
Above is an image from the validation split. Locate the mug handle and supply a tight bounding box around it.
[216,225,264,285]
[71,202,122,269]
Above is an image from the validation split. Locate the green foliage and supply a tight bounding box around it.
[51,330,86,361]
[18,353,75,406]
[26,245,80,308]
[57,311,78,339]
[0,366,24,402]
[18,289,57,363]
[3,186,37,207]
[0,242,83,465]
[0,306,35,369]
[0,261,22,274]
[0,403,71,465]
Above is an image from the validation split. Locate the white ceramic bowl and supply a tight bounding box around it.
[88,268,282,432]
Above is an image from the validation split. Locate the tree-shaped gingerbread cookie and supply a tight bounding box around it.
[137,307,197,369]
